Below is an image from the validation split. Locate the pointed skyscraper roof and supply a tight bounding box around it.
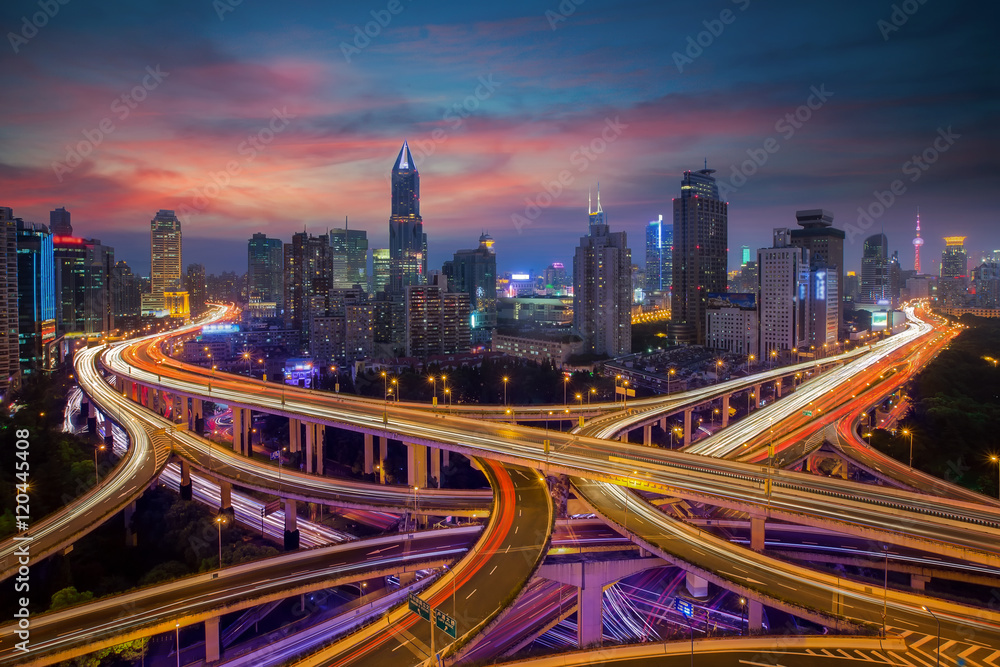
[394,141,415,172]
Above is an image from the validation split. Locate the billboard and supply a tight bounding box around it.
[707,292,756,309]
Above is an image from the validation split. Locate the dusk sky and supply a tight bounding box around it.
[2,0,997,277]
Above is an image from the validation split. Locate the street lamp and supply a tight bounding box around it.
[175,623,180,667]
[864,432,873,446]
[391,378,398,402]
[429,376,436,405]
[881,545,889,638]
[716,359,724,384]
[216,515,227,569]
[668,368,676,395]
[921,606,941,667]
[502,376,509,406]
[739,597,747,636]
[770,349,777,369]
[589,387,596,405]
[576,392,583,407]
[991,455,1000,500]
[94,444,105,484]
[901,428,914,467]
[563,375,569,407]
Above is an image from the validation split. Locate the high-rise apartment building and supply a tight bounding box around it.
[939,236,969,307]
[15,219,55,374]
[389,142,427,293]
[670,168,728,345]
[111,260,142,327]
[404,275,470,358]
[860,233,890,304]
[973,262,999,309]
[146,210,183,314]
[248,233,284,316]
[645,215,672,294]
[789,209,844,332]
[0,208,20,398]
[309,286,373,364]
[758,229,810,360]
[186,263,207,317]
[372,248,391,294]
[573,191,631,356]
[50,207,72,236]
[330,224,368,290]
[450,233,497,344]
[54,235,114,335]
[283,232,331,337]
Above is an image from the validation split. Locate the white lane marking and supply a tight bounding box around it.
[465,588,477,600]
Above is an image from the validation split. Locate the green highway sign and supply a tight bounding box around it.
[408,594,430,622]
[434,608,457,638]
[803,410,813,416]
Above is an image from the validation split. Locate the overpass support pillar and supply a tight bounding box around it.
[722,394,730,428]
[619,431,628,443]
[378,437,388,484]
[219,480,233,517]
[205,616,221,663]
[578,580,605,648]
[750,515,765,552]
[407,443,428,489]
[313,424,324,475]
[430,447,441,487]
[642,424,652,446]
[289,418,300,454]
[748,599,764,632]
[685,572,708,598]
[753,384,761,409]
[232,407,244,455]
[659,416,666,431]
[775,379,782,399]
[180,397,189,431]
[364,433,374,475]
[179,460,193,500]
[683,409,692,447]
[124,500,137,547]
[442,449,449,469]
[283,499,300,550]
[193,398,204,433]
[304,423,323,474]
[911,574,930,591]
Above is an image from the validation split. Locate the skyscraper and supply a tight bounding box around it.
[54,235,114,334]
[645,215,673,293]
[388,141,427,292]
[789,209,844,333]
[573,190,632,356]
[860,233,889,304]
[758,229,810,360]
[940,236,968,307]
[147,210,183,314]
[186,263,207,317]
[450,233,497,344]
[330,222,368,290]
[404,275,471,358]
[669,168,728,345]
[111,260,142,327]
[50,207,72,236]
[741,245,751,266]
[15,219,55,374]
[283,232,331,337]
[372,248,391,294]
[912,210,924,273]
[0,208,20,398]
[248,233,284,315]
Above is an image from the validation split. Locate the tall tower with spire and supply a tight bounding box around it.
[912,209,924,273]
[388,141,427,293]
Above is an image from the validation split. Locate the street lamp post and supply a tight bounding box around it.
[94,444,105,484]
[429,376,436,406]
[668,368,676,395]
[175,623,180,667]
[739,598,747,636]
[216,515,226,569]
[881,545,889,638]
[991,456,1000,500]
[902,428,914,467]
[502,376,509,406]
[563,376,569,407]
[921,606,941,667]
[716,359,724,384]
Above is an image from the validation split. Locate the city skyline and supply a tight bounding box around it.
[1,0,997,276]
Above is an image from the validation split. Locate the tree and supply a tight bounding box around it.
[49,586,95,611]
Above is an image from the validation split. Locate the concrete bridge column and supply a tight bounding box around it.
[442,449,449,470]
[312,423,324,475]
[219,480,232,516]
[753,384,761,409]
[232,407,242,454]
[283,499,299,550]
[378,437,388,484]
[775,378,782,399]
[619,431,628,443]
[722,394,730,428]
[364,433,374,475]
[748,599,764,632]
[180,397,189,431]
[179,460,193,500]
[911,574,930,590]
[304,422,315,473]
[578,580,605,648]
[87,397,97,435]
[407,443,428,489]
[750,515,765,552]
[193,398,204,433]
[643,424,652,446]
[659,416,667,431]
[685,572,708,598]
[124,500,137,547]
[205,616,221,663]
[289,418,300,454]
[683,409,692,447]
[430,447,441,487]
